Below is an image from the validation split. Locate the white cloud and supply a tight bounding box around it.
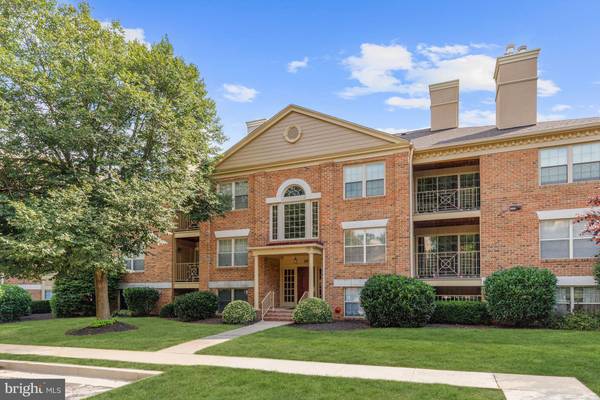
[101,21,148,46]
[223,84,258,103]
[551,104,572,113]
[460,109,495,126]
[287,57,309,73]
[538,113,565,122]
[339,42,561,104]
[538,79,560,97]
[385,96,430,110]
[378,127,409,134]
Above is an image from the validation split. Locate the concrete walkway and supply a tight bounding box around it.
[0,343,597,400]
[158,321,290,354]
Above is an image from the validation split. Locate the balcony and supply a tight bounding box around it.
[416,250,480,279]
[175,213,198,231]
[174,262,199,282]
[416,186,480,214]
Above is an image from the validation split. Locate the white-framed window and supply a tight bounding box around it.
[343,162,385,199]
[217,238,248,267]
[556,286,600,313]
[270,192,319,241]
[43,290,53,300]
[218,180,249,210]
[217,288,248,312]
[344,228,386,264]
[540,142,600,185]
[540,219,597,260]
[344,287,365,317]
[124,254,145,272]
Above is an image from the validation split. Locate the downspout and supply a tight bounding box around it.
[408,145,415,277]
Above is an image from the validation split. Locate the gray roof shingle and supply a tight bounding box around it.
[397,117,600,150]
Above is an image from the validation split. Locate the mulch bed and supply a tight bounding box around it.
[292,320,370,331]
[66,321,137,336]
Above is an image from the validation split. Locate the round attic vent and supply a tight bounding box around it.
[284,125,302,143]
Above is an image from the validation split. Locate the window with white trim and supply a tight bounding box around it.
[344,228,386,264]
[556,286,600,313]
[217,238,248,267]
[344,162,385,199]
[540,142,600,185]
[217,288,248,312]
[540,219,597,260]
[344,288,365,317]
[124,254,144,272]
[270,190,319,241]
[218,181,248,210]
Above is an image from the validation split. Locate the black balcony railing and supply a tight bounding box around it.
[417,251,480,278]
[416,187,480,214]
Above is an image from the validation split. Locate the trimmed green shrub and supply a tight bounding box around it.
[123,287,160,316]
[0,284,32,322]
[550,311,600,331]
[484,266,557,327]
[50,270,120,318]
[292,298,333,324]
[31,300,51,314]
[222,300,256,324]
[89,318,118,328]
[173,291,218,322]
[360,275,436,328]
[159,303,176,318]
[430,301,490,325]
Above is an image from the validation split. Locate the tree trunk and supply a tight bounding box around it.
[94,269,111,320]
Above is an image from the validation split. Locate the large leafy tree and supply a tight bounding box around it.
[0,0,225,318]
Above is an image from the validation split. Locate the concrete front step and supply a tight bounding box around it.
[263,308,294,321]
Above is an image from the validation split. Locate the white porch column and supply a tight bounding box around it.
[254,255,259,309]
[308,251,314,298]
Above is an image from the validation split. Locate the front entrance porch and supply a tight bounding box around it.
[249,243,323,316]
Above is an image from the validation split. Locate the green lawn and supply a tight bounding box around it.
[0,354,502,400]
[200,325,600,395]
[0,317,236,351]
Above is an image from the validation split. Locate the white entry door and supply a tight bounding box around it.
[280,267,296,307]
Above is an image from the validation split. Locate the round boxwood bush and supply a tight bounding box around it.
[173,291,218,321]
[159,303,175,318]
[0,284,32,322]
[123,287,160,316]
[484,266,557,327]
[360,274,436,327]
[292,298,333,324]
[222,300,256,324]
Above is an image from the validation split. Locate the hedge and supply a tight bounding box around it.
[159,303,175,318]
[0,284,32,322]
[292,298,333,324]
[123,287,160,316]
[484,266,557,327]
[550,311,600,331]
[31,300,51,314]
[173,291,218,321]
[360,274,436,327]
[222,300,256,324]
[430,301,490,325]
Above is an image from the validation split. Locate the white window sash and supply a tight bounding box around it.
[217,238,247,267]
[218,181,248,210]
[344,162,385,199]
[344,229,386,264]
[540,219,595,260]
[539,142,600,184]
[271,201,318,241]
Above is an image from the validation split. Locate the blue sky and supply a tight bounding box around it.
[83,0,600,149]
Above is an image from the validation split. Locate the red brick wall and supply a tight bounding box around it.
[480,147,597,277]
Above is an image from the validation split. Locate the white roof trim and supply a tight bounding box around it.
[18,284,42,290]
[118,282,172,289]
[208,280,254,289]
[341,219,389,230]
[557,276,597,286]
[536,207,598,220]
[215,229,250,238]
[266,178,321,204]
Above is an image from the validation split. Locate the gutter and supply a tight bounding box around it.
[408,145,415,277]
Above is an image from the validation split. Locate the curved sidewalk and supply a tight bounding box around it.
[0,343,597,400]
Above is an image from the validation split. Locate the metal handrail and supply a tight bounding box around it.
[261,290,274,320]
[174,262,199,282]
[416,186,480,214]
[298,291,309,303]
[416,250,480,278]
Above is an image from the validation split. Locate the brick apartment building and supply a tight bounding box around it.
[10,46,600,318]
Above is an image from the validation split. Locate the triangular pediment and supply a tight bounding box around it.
[216,105,407,172]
